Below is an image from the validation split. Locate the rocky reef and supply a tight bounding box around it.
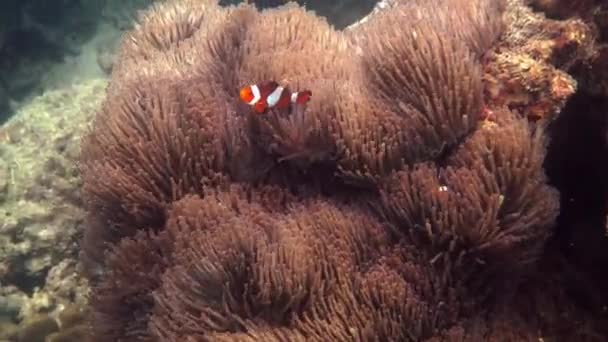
[537,0,608,328]
[77,0,608,340]
[0,80,105,341]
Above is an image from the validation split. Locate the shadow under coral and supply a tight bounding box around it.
[544,91,608,319]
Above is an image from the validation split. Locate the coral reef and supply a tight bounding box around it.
[78,0,608,340]
[0,80,105,340]
[528,0,608,97]
[537,2,608,333]
[524,0,608,330]
[482,0,589,122]
[0,303,88,342]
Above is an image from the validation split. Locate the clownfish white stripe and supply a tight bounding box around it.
[266,86,284,107]
[239,80,312,114]
[248,85,261,105]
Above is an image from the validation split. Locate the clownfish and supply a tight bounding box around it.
[239,80,312,114]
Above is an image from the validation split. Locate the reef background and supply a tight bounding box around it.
[1,0,608,341]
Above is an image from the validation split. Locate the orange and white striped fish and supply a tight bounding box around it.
[239,80,312,114]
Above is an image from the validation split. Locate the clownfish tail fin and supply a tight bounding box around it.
[291,90,312,105]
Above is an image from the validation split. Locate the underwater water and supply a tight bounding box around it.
[0,0,608,341]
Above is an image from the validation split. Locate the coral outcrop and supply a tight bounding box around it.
[79,0,607,341]
[0,80,105,341]
[528,0,608,98]
[534,0,608,331]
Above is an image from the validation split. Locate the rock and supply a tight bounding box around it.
[17,314,59,342]
[55,304,85,329]
[43,261,88,314]
[0,320,18,340]
[0,79,106,324]
[0,286,26,321]
[45,325,89,342]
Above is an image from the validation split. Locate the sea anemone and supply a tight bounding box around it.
[80,0,567,340]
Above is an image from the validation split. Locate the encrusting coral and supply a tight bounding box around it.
[78,0,606,340]
[537,0,608,98]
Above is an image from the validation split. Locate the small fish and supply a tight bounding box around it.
[239,80,312,114]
